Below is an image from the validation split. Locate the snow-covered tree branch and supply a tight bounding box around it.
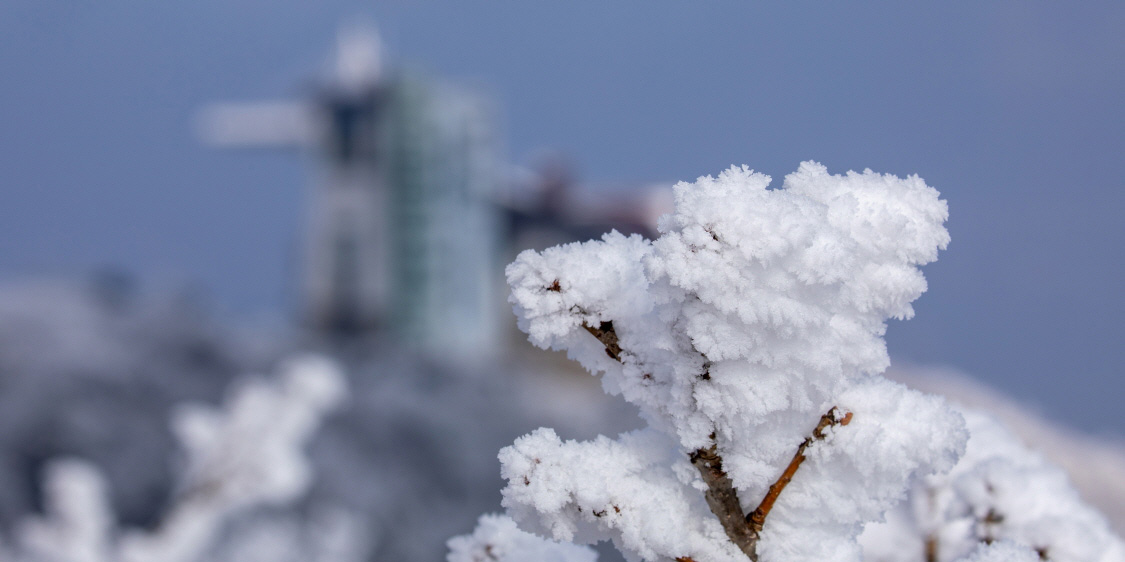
[451,162,1125,562]
[10,355,358,562]
[861,408,1125,562]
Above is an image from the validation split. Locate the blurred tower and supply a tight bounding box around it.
[384,75,501,357]
[199,26,501,358]
[304,28,389,335]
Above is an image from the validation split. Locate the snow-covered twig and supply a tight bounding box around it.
[459,161,1124,562]
[487,162,966,562]
[582,318,854,561]
[11,354,350,562]
[747,408,852,537]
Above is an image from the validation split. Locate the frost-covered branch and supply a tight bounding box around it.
[747,408,852,538]
[584,325,749,557]
[580,318,857,560]
[581,318,760,558]
[120,355,345,562]
[481,162,969,562]
[11,354,350,562]
[17,460,114,562]
[860,408,1125,562]
[447,514,596,562]
[581,321,622,362]
[461,160,1124,562]
[688,440,758,559]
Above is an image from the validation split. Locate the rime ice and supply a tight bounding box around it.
[861,408,1125,562]
[956,542,1041,562]
[10,355,351,562]
[497,163,966,561]
[447,514,598,562]
[454,161,1125,562]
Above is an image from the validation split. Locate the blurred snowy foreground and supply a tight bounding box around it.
[0,278,639,561]
[0,164,1122,562]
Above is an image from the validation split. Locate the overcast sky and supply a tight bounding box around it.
[0,2,1122,436]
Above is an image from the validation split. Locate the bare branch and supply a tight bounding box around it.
[582,321,622,361]
[747,408,852,534]
[690,440,761,561]
[924,535,938,562]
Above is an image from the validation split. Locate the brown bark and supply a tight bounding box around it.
[583,321,622,361]
[690,442,761,561]
[924,535,938,562]
[747,409,851,534]
[580,320,759,558]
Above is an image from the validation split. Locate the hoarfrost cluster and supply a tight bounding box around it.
[0,278,644,562]
[447,514,597,562]
[861,409,1124,562]
[451,163,1124,562]
[5,355,365,562]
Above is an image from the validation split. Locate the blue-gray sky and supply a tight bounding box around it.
[0,2,1122,435]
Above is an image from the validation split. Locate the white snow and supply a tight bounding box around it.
[861,407,1125,562]
[498,162,969,561]
[447,514,598,562]
[956,542,1041,562]
[10,355,353,562]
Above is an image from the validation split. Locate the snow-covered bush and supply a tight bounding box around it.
[450,163,1124,562]
[448,514,597,562]
[861,408,1125,562]
[0,277,642,562]
[8,354,362,562]
[0,278,272,528]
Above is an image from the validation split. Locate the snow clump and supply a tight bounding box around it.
[494,162,967,561]
[861,408,1125,562]
[447,513,597,562]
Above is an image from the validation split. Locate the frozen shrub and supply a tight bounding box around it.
[452,162,1123,562]
[447,514,597,562]
[861,408,1125,562]
[11,355,359,562]
[955,542,1040,562]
